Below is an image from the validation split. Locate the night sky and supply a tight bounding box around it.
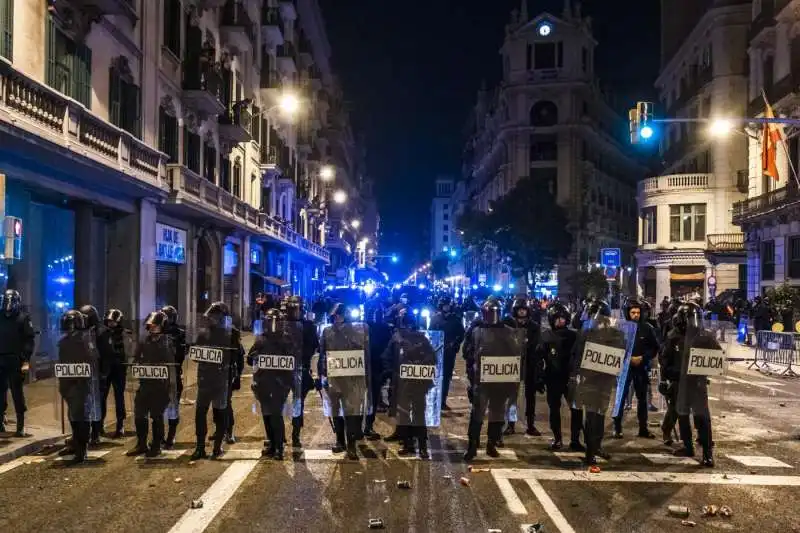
[318,0,660,279]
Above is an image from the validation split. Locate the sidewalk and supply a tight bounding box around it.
[0,332,257,465]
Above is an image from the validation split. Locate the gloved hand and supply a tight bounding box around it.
[658,380,671,396]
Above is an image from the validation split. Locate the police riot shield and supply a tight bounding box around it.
[389,329,443,427]
[130,335,178,421]
[56,330,101,425]
[573,318,637,417]
[248,319,303,417]
[188,317,234,410]
[677,316,726,417]
[473,326,526,423]
[321,322,370,417]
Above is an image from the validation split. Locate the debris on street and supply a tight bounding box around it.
[668,505,690,518]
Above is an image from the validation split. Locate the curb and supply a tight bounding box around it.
[0,434,66,466]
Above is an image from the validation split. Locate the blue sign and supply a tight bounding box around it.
[600,248,621,268]
[156,223,186,264]
[250,247,262,265]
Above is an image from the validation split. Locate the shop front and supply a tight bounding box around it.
[155,222,187,312]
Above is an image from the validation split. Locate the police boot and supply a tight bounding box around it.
[70,422,90,464]
[503,421,516,436]
[190,444,207,460]
[346,436,359,461]
[398,436,415,456]
[147,419,164,458]
[418,430,430,460]
[58,425,76,456]
[211,411,226,459]
[291,417,303,448]
[15,412,31,438]
[486,439,500,458]
[0,417,5,433]
[126,418,149,456]
[164,419,179,449]
[89,421,102,447]
[332,417,346,454]
[113,419,125,439]
[273,418,286,461]
[262,416,275,457]
[526,415,541,436]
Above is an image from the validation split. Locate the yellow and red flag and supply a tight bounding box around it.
[762,99,785,181]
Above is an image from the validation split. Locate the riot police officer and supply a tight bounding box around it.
[463,297,525,460]
[539,302,584,451]
[126,311,176,458]
[281,296,319,447]
[503,297,542,436]
[659,310,684,446]
[613,299,659,439]
[99,309,128,439]
[430,295,465,411]
[160,305,187,448]
[191,302,239,460]
[79,304,114,445]
[364,305,391,440]
[0,289,35,436]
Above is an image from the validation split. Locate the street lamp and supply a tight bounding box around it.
[708,118,734,138]
[351,219,361,229]
[278,93,300,115]
[332,189,347,204]
[320,165,335,182]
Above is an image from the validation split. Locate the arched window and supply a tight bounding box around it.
[529,101,558,126]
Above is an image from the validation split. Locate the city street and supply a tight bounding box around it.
[1,344,800,533]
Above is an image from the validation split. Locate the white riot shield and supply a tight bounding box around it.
[388,329,443,427]
[677,319,727,417]
[248,319,303,417]
[473,326,526,423]
[56,330,101,425]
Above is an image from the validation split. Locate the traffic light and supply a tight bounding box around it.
[2,216,22,263]
[629,101,655,144]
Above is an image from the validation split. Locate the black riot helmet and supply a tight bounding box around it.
[79,305,100,328]
[60,309,86,333]
[685,301,703,331]
[2,289,20,314]
[481,297,502,325]
[330,302,347,323]
[145,311,168,333]
[640,300,653,322]
[204,301,231,328]
[547,303,571,330]
[624,298,644,322]
[264,308,282,333]
[672,302,702,334]
[161,305,178,326]
[438,295,452,311]
[585,299,611,320]
[396,310,418,330]
[511,297,529,319]
[285,295,303,321]
[104,308,123,327]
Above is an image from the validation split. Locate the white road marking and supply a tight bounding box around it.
[491,471,527,515]
[302,449,335,460]
[0,456,38,474]
[492,468,800,486]
[168,460,258,533]
[134,449,188,461]
[727,455,793,468]
[54,450,110,462]
[216,449,262,460]
[641,453,698,466]
[525,478,577,533]
[723,375,798,396]
[553,452,605,463]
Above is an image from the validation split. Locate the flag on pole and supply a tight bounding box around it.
[761,97,784,181]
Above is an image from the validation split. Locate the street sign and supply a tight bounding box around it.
[707,276,717,287]
[605,266,618,281]
[600,248,621,268]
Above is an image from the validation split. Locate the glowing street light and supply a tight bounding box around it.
[320,165,335,182]
[709,118,734,138]
[278,93,300,115]
[351,219,361,229]
[391,254,399,263]
[639,125,654,140]
[332,189,347,204]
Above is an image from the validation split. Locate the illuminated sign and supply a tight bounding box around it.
[155,223,186,264]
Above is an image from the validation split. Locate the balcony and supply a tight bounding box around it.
[47,0,137,37]
[259,66,282,106]
[167,164,329,263]
[749,2,775,42]
[218,105,252,143]
[182,62,225,115]
[261,6,284,47]
[220,1,256,54]
[276,43,297,76]
[189,0,226,9]
[0,60,165,186]
[732,185,800,225]
[667,65,712,115]
[707,233,745,252]
[638,173,710,197]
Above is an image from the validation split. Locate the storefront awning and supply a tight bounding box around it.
[670,272,705,281]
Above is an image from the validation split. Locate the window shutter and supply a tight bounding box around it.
[74,44,92,108]
[131,83,142,137]
[0,0,13,60]
[109,67,121,125]
[45,15,57,88]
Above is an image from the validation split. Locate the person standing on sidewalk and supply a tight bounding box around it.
[0,289,36,436]
[429,296,465,412]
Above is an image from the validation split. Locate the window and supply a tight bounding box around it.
[443,225,449,232]
[641,207,657,244]
[443,203,449,210]
[530,134,558,160]
[109,58,141,137]
[669,204,706,242]
[443,213,449,220]
[526,44,532,70]
[232,158,242,198]
[184,128,201,173]
[789,237,800,279]
[534,43,556,69]
[220,156,231,192]
[443,235,449,243]
[163,0,181,57]
[529,101,558,126]
[762,240,775,281]
[204,142,216,183]
[158,106,179,163]
[0,0,13,60]
[763,56,774,92]
[45,15,92,108]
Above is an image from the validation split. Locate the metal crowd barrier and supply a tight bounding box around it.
[749,330,799,377]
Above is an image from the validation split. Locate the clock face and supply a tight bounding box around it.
[538,23,552,36]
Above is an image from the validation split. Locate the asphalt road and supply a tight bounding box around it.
[1,359,800,533]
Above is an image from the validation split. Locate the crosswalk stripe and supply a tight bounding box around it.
[553,451,605,463]
[54,450,110,462]
[727,455,793,468]
[134,449,188,461]
[492,473,527,515]
[641,453,698,466]
[491,468,800,485]
[524,478,577,533]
